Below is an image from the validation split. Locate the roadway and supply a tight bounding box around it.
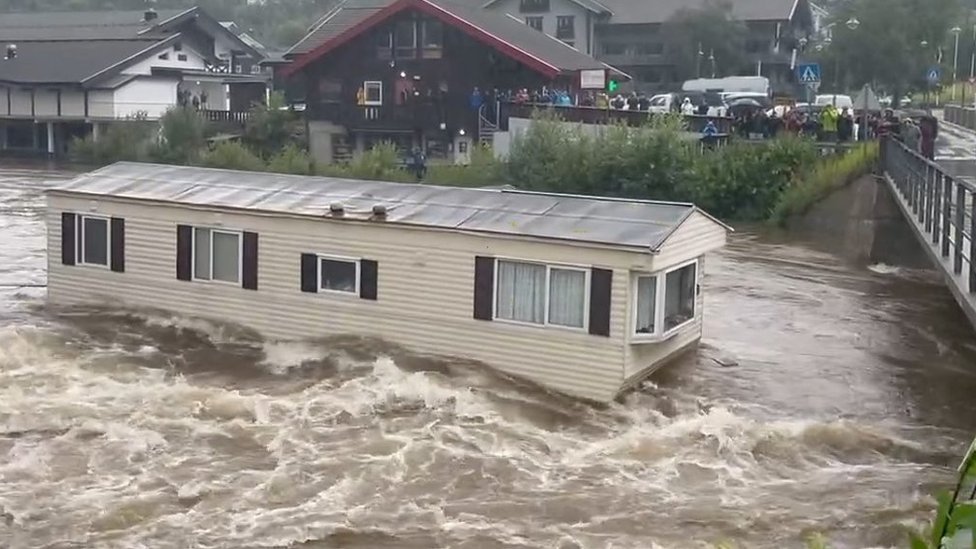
[934,110,976,184]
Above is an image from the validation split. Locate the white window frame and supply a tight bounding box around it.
[492,257,590,332]
[363,81,383,106]
[191,227,243,285]
[631,258,699,343]
[76,214,111,269]
[317,254,361,296]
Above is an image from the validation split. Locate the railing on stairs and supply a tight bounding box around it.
[477,102,498,147]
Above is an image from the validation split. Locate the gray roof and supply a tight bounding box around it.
[0,9,188,41]
[600,0,800,24]
[0,40,162,85]
[482,0,611,15]
[50,162,716,252]
[288,0,615,75]
[289,0,394,56]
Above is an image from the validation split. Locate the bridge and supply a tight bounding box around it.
[880,115,976,328]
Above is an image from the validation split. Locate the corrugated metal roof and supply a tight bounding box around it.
[600,0,799,24]
[50,162,708,252]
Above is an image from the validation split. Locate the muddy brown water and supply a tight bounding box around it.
[1,163,975,549]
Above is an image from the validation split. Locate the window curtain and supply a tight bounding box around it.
[212,232,240,283]
[636,275,657,333]
[496,261,545,324]
[548,268,585,327]
[193,228,211,280]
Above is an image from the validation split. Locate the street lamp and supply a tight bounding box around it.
[709,49,716,78]
[951,26,962,101]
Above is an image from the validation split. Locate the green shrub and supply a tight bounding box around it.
[244,91,297,159]
[201,140,266,172]
[68,114,155,165]
[768,142,879,225]
[426,142,505,187]
[150,107,209,165]
[267,144,314,175]
[345,142,402,180]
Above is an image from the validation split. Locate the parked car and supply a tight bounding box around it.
[815,94,854,110]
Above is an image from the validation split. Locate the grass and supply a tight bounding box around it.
[768,141,879,226]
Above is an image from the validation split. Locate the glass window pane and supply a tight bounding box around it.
[548,268,585,328]
[636,275,656,334]
[194,227,211,280]
[82,217,108,265]
[495,260,545,324]
[664,263,696,331]
[423,20,442,47]
[212,231,240,283]
[321,259,357,292]
[395,20,415,48]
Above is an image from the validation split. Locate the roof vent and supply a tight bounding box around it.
[371,204,387,218]
[4,44,16,60]
[329,202,344,215]
[144,8,158,22]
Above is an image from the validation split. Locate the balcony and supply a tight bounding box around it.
[308,100,477,133]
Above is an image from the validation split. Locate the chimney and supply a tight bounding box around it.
[4,44,16,60]
[144,8,158,22]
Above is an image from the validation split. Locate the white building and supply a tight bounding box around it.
[0,7,268,156]
[46,162,730,403]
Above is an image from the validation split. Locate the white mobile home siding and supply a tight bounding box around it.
[46,195,654,402]
[651,211,728,269]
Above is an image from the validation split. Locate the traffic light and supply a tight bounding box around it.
[607,79,619,93]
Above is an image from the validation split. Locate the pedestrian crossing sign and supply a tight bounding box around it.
[797,63,821,85]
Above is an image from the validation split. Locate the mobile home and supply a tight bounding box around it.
[46,163,730,402]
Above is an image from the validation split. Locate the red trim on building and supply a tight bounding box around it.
[281,0,562,78]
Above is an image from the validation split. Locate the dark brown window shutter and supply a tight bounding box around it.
[360,259,378,300]
[242,231,258,290]
[176,225,192,281]
[300,253,318,293]
[589,267,612,337]
[110,217,125,273]
[61,212,76,265]
[473,256,494,321]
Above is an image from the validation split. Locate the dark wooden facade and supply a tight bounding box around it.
[301,9,575,142]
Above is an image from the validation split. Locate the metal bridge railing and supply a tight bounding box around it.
[882,136,976,293]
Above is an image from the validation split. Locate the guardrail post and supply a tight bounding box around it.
[933,171,943,245]
[944,176,953,258]
[956,184,966,274]
[925,163,935,232]
[971,191,976,293]
[919,160,927,225]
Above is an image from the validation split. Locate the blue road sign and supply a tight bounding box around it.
[797,63,822,84]
[927,66,941,85]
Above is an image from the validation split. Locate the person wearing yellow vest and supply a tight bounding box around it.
[820,104,839,142]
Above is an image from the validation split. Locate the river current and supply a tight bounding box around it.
[1,163,975,549]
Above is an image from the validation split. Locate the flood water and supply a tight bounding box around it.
[1,163,975,549]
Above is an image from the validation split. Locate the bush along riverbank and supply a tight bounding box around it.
[69,103,877,224]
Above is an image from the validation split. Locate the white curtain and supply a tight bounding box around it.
[548,268,585,328]
[212,231,240,283]
[496,261,545,324]
[636,275,656,334]
[193,227,211,280]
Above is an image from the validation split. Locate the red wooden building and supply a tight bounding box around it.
[283,0,624,164]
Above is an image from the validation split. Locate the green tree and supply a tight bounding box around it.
[664,0,748,82]
[151,106,209,165]
[244,91,297,159]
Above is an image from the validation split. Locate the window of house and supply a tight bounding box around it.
[635,42,664,55]
[495,260,587,329]
[363,81,382,105]
[395,19,416,58]
[556,16,574,39]
[177,54,188,61]
[158,52,170,60]
[519,0,549,13]
[601,42,626,55]
[376,30,393,60]
[422,20,443,48]
[319,256,359,294]
[632,260,698,340]
[193,227,241,283]
[78,215,109,267]
[525,16,543,31]
[664,262,696,331]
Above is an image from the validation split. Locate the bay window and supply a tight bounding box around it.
[632,260,698,340]
[495,259,587,329]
